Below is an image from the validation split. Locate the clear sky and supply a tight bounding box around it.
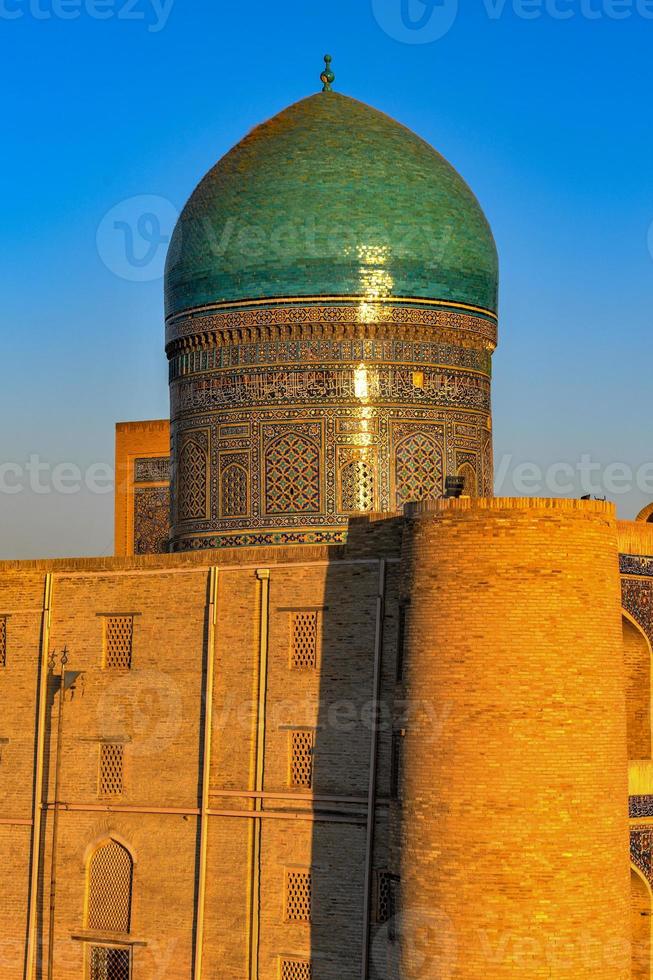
[2,0,652,558]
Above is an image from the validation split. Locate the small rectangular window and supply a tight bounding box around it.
[99,743,124,798]
[104,616,134,670]
[281,960,312,980]
[290,731,314,789]
[89,945,131,980]
[286,870,312,922]
[0,617,6,668]
[290,612,318,670]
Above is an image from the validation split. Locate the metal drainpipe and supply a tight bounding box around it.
[194,566,220,980]
[361,559,387,979]
[25,572,53,980]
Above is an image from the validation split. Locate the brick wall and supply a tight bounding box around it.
[394,498,631,979]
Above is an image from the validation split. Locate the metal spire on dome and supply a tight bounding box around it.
[320,54,335,92]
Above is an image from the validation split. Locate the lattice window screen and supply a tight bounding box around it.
[290,612,318,670]
[87,840,133,933]
[105,617,133,670]
[290,731,314,789]
[221,464,248,517]
[99,744,124,798]
[286,871,312,922]
[0,617,6,667]
[457,462,478,497]
[340,458,375,513]
[376,871,392,923]
[281,960,312,980]
[89,946,131,980]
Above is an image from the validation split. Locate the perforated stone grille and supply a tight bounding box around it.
[0,617,6,667]
[105,617,133,670]
[89,946,130,980]
[281,960,312,980]
[87,840,133,933]
[377,871,392,923]
[99,744,124,798]
[340,458,375,513]
[290,731,314,789]
[395,432,443,508]
[178,440,207,521]
[222,464,248,517]
[290,612,318,670]
[286,871,312,922]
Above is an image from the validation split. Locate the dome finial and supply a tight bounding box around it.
[320,54,335,93]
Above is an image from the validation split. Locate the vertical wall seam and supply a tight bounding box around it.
[361,559,386,979]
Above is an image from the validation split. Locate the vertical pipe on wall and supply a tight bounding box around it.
[46,653,68,980]
[361,560,386,980]
[249,568,270,980]
[25,572,53,980]
[194,566,219,980]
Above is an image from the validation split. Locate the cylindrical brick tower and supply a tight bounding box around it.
[164,86,498,551]
[393,498,630,979]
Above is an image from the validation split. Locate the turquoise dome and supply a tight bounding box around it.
[165,92,498,318]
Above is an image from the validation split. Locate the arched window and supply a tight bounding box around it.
[86,839,133,934]
[340,458,375,514]
[177,440,207,522]
[394,433,443,509]
[457,462,478,498]
[265,433,320,515]
[221,463,248,517]
[631,867,651,979]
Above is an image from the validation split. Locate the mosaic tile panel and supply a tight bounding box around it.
[622,577,653,641]
[631,826,653,885]
[134,457,170,484]
[630,796,653,819]
[134,487,170,555]
[168,329,494,550]
[622,555,653,578]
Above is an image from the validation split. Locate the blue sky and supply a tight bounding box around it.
[2,0,652,557]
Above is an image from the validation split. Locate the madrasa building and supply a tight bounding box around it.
[2,59,653,980]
